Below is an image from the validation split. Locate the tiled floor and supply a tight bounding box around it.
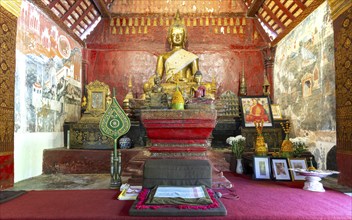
[7,172,352,197]
[5,148,352,196]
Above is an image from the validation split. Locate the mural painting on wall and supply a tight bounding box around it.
[274,2,335,131]
[15,0,82,133]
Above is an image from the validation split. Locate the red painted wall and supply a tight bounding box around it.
[85,16,269,103]
[0,154,14,189]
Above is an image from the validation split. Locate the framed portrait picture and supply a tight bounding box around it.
[253,156,271,180]
[288,158,308,181]
[271,158,292,181]
[271,104,282,119]
[239,96,274,128]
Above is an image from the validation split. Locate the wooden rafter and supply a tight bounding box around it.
[257,12,278,35]
[262,4,285,30]
[275,0,295,20]
[71,4,94,30]
[247,0,266,17]
[293,0,307,10]
[48,0,60,8]
[61,0,82,20]
[272,0,325,45]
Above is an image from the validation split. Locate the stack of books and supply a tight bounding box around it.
[118,184,142,200]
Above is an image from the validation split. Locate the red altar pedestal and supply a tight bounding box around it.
[141,109,217,157]
[140,109,232,188]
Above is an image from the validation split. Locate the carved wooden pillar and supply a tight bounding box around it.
[0,5,18,189]
[328,0,352,187]
[82,49,89,97]
[261,46,276,101]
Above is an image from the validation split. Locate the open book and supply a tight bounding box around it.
[117,184,142,200]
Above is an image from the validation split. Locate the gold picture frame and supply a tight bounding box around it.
[85,80,110,116]
[271,104,282,119]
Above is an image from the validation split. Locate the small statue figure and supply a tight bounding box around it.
[151,75,163,93]
[145,74,168,109]
[191,71,207,98]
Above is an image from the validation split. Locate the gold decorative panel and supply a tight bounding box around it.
[0,6,16,154]
[335,7,352,152]
[110,15,249,36]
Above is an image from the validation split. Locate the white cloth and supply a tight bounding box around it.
[164,49,198,82]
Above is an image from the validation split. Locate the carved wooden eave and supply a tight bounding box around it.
[328,0,352,21]
[271,0,325,46]
[247,0,266,17]
[29,0,85,47]
[92,0,111,18]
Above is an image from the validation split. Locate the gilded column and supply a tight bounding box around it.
[328,0,352,187]
[0,5,18,189]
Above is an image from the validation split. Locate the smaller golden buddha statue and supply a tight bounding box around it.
[254,120,268,156]
[186,71,215,109]
[145,75,168,109]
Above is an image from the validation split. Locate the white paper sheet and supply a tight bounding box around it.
[154,186,206,198]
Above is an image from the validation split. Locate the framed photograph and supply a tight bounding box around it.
[271,104,282,119]
[239,96,274,128]
[271,158,292,181]
[288,158,308,181]
[253,156,271,180]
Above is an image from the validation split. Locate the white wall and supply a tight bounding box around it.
[14,132,63,182]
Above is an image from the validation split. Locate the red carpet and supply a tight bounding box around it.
[0,172,351,220]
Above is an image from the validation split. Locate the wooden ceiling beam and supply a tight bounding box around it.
[272,0,324,46]
[293,0,307,10]
[262,4,285,30]
[275,0,295,20]
[92,0,111,18]
[257,13,278,36]
[61,0,82,20]
[247,0,266,17]
[48,0,60,8]
[71,4,94,30]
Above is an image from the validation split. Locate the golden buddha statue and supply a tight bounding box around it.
[143,10,216,102]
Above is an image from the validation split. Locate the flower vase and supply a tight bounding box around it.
[236,158,243,174]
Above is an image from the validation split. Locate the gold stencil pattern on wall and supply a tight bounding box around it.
[335,7,352,152]
[109,15,247,36]
[0,6,16,153]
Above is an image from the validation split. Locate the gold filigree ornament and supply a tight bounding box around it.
[280,121,293,157]
[254,120,267,156]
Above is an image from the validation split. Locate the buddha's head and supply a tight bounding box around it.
[194,71,203,84]
[168,10,187,49]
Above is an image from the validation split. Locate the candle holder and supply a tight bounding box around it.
[254,120,267,156]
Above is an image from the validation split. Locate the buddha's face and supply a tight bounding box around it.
[171,27,185,46]
[194,75,202,83]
